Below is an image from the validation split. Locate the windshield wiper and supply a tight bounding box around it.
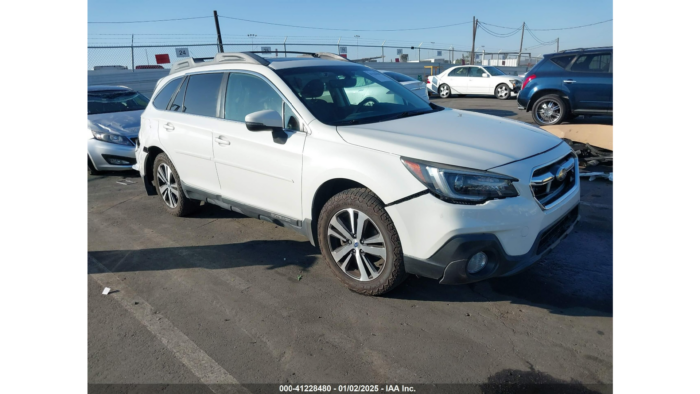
[392,109,433,120]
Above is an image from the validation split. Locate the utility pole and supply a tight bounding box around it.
[213,10,224,53]
[517,22,525,66]
[556,38,560,52]
[470,17,477,65]
[354,35,360,59]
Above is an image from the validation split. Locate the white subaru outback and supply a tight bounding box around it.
[134,52,580,296]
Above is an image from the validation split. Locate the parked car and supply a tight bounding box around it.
[380,70,429,102]
[428,65,522,100]
[93,65,128,71]
[517,47,613,125]
[88,86,149,174]
[134,52,580,295]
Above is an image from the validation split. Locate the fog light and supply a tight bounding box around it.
[467,252,488,274]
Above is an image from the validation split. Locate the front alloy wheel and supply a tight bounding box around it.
[327,208,387,282]
[318,188,407,295]
[496,84,511,100]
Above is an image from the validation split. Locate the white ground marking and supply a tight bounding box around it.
[88,255,250,394]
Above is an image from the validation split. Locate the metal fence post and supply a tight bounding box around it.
[131,35,134,72]
[382,40,385,62]
[284,36,287,57]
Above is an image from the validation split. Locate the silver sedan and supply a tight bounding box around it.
[87,86,148,174]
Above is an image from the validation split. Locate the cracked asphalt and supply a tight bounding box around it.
[88,96,612,392]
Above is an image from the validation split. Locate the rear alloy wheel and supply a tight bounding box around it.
[153,153,200,217]
[318,188,407,295]
[495,83,511,100]
[438,84,451,98]
[532,94,568,126]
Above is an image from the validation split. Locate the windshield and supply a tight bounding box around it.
[275,65,439,126]
[483,66,506,76]
[88,90,149,115]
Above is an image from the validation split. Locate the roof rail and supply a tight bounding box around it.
[168,52,271,75]
[168,51,350,75]
[558,46,613,53]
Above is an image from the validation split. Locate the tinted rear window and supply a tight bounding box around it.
[182,73,224,117]
[152,78,182,110]
[550,55,575,69]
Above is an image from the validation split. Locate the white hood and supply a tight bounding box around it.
[336,108,561,170]
[87,110,144,138]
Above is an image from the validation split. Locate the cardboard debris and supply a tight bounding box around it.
[542,124,613,151]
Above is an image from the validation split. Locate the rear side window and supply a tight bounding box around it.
[449,67,469,77]
[571,53,611,73]
[550,55,575,69]
[168,77,188,112]
[224,73,282,122]
[152,77,183,110]
[182,73,224,117]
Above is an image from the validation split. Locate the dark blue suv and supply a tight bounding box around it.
[517,47,612,125]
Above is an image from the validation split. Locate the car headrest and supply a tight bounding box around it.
[301,79,324,99]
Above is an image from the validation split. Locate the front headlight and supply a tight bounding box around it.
[401,157,519,204]
[509,79,521,86]
[91,129,132,145]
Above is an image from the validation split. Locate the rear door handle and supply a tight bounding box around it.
[215,136,230,146]
[163,123,175,131]
[563,79,576,84]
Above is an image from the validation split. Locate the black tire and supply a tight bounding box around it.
[318,188,407,296]
[495,83,511,100]
[88,156,102,176]
[438,84,451,98]
[532,94,568,126]
[153,153,200,217]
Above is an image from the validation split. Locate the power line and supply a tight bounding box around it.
[88,16,212,24]
[478,24,521,38]
[480,19,612,31]
[218,15,472,32]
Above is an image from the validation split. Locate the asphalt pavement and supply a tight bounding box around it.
[88,97,613,393]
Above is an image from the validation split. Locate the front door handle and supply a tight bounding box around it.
[163,123,175,131]
[563,79,577,84]
[215,136,230,146]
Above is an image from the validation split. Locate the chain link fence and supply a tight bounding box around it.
[87,42,508,71]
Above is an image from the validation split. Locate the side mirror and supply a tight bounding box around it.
[245,110,282,132]
[482,73,489,78]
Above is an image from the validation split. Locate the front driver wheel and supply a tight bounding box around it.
[495,83,511,100]
[153,153,200,217]
[438,84,451,98]
[318,188,407,296]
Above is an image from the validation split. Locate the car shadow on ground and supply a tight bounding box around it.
[89,224,611,318]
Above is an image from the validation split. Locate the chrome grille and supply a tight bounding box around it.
[530,152,578,210]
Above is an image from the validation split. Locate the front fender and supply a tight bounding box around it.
[301,125,425,221]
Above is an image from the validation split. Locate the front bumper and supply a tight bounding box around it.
[404,204,579,284]
[88,139,137,171]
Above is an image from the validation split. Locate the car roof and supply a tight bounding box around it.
[547,47,613,57]
[267,58,357,70]
[88,85,133,92]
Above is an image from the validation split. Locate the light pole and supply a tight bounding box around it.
[247,34,257,51]
[354,35,360,59]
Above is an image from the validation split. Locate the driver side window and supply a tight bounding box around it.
[224,73,282,122]
[468,67,486,77]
